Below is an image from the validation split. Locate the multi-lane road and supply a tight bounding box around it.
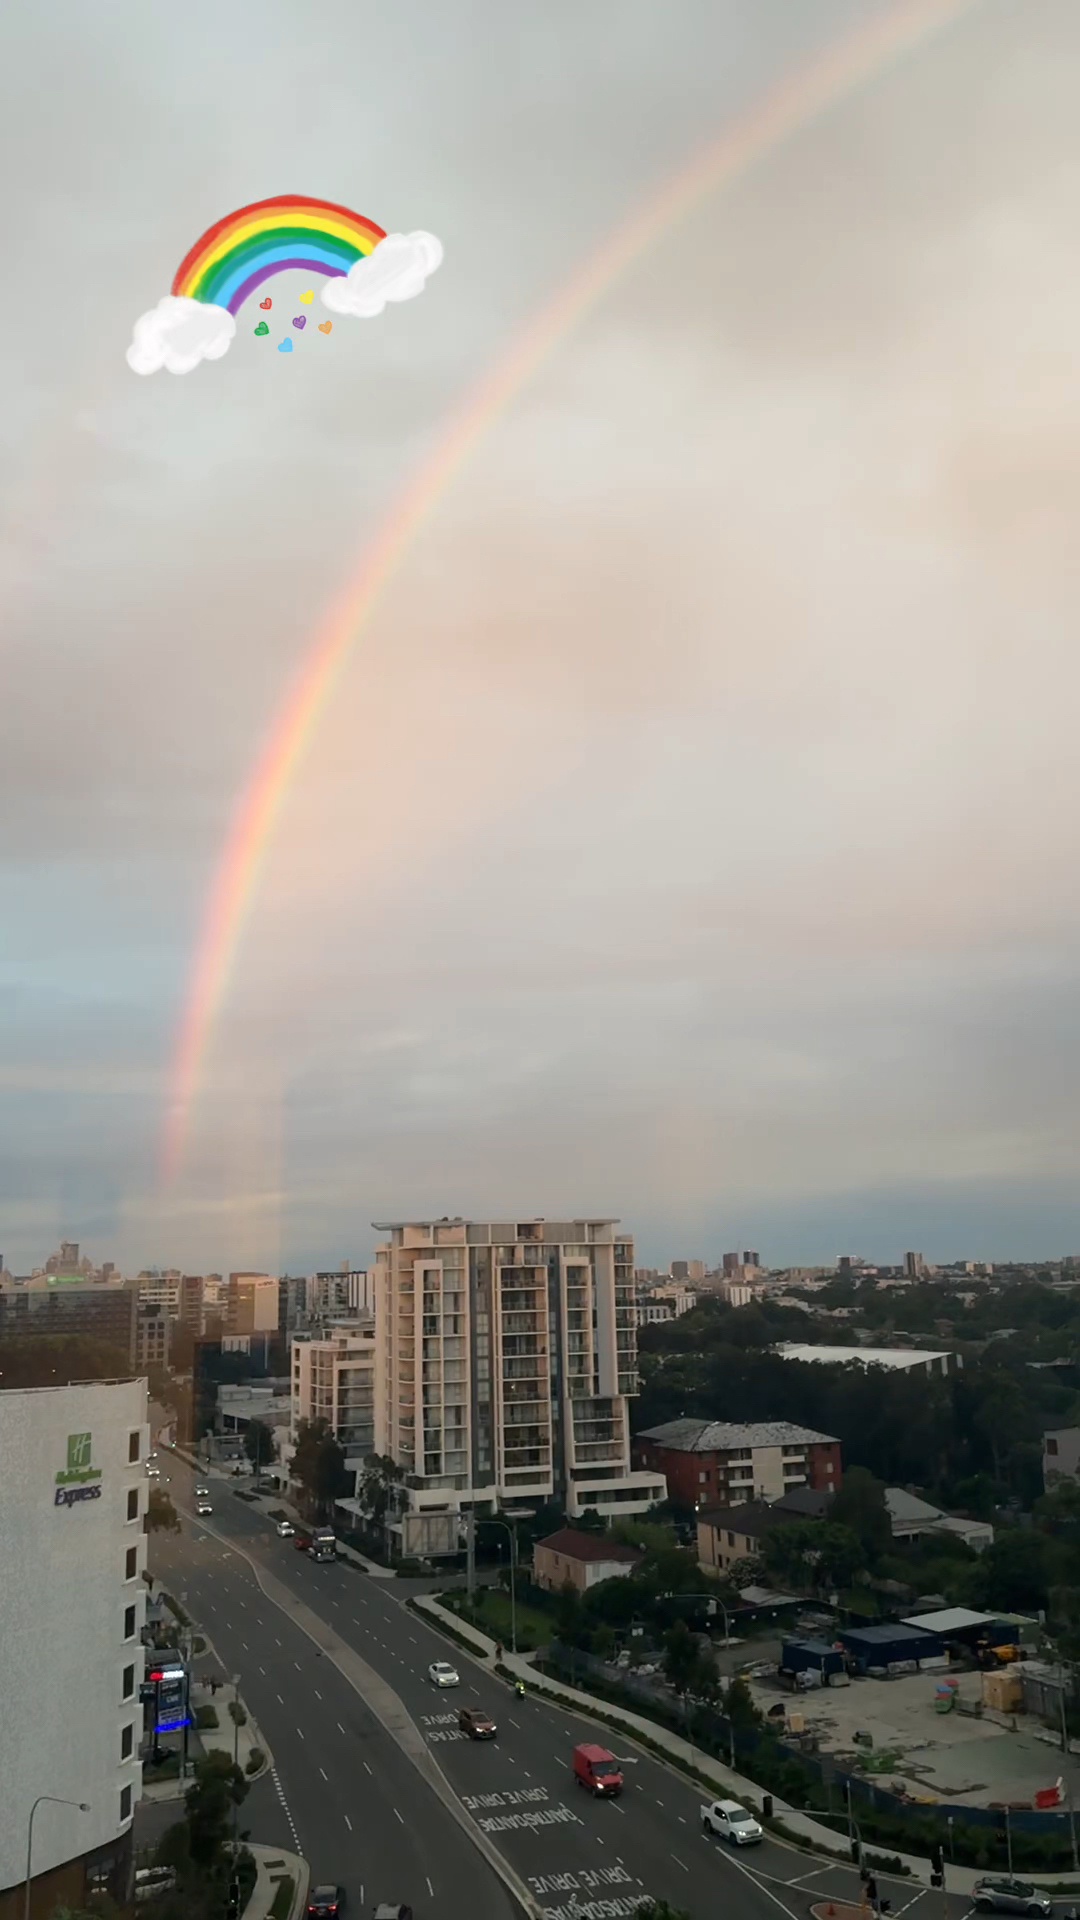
[147,1448,979,1920]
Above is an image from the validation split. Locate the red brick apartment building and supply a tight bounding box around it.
[633,1418,841,1509]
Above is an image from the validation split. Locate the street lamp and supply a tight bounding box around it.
[487,1518,519,1655]
[25,1797,90,1920]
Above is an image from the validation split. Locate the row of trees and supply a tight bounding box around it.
[636,1294,1076,1507]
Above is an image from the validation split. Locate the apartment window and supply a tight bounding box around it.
[120,1785,132,1823]
[128,1431,141,1463]
[699,1470,708,1484]
[122,1663,135,1700]
[1048,1437,1059,1455]
[125,1546,138,1581]
[123,1604,136,1640]
[126,1487,140,1522]
[121,1723,134,1761]
[727,1531,736,1547]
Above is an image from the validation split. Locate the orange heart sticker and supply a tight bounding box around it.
[318,320,332,334]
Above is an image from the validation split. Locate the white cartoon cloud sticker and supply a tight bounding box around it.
[320,231,444,319]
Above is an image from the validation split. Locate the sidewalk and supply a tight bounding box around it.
[189,1673,271,1779]
[412,1595,1080,1894]
[245,1844,308,1920]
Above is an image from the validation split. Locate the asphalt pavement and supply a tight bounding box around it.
[149,1449,993,1920]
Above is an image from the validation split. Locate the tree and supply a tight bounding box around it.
[972,1527,1052,1613]
[146,1487,181,1534]
[723,1673,761,1727]
[553,1578,587,1647]
[184,1751,248,1868]
[356,1452,405,1530]
[576,1507,606,1533]
[291,1418,351,1521]
[661,1621,700,1699]
[830,1467,891,1562]
[243,1418,278,1473]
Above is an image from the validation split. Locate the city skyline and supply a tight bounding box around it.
[7,1,1080,1274]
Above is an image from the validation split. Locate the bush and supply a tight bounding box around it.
[227,1699,248,1727]
[195,1705,219,1731]
[245,1747,265,1776]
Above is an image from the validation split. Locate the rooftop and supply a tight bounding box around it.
[776,1344,953,1370]
[638,1417,839,1452]
[696,1500,799,1538]
[535,1528,643,1565]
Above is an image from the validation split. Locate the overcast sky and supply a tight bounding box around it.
[3,0,1079,1277]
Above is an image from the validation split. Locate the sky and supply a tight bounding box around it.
[3,0,1080,1277]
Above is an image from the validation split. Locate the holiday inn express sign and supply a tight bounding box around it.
[55,1431,103,1507]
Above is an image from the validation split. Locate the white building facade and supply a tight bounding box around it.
[0,1379,148,1918]
[291,1323,377,1469]
[371,1218,665,1545]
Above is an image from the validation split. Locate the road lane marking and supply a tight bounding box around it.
[277,1694,284,1704]
[671,1855,688,1872]
[319,1767,329,1780]
[345,1815,352,1831]
[297,1728,305,1740]
[394,1808,404,1823]
[408,1634,417,1643]
[426,1880,434,1898]
[363,1762,373,1775]
[611,1803,625,1815]
[718,1849,805,1920]
[338,1723,346,1734]
[294,1661,302,1671]
[509,1717,521,1729]
[258,1667,266,1675]
[678,1815,687,1824]
[314,1689,322,1700]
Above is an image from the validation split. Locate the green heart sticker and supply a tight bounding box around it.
[254,320,270,336]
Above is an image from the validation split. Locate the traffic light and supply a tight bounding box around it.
[851,1839,861,1865]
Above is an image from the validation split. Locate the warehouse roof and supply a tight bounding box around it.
[902,1606,994,1635]
[638,1418,838,1452]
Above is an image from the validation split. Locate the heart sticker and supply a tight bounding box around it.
[259,297,272,310]
[299,290,314,305]
[254,321,269,336]
[278,338,293,354]
[318,320,332,334]
[292,314,306,330]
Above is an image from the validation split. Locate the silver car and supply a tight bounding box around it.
[973,1879,1052,1917]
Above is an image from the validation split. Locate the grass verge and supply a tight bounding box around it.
[268,1875,295,1920]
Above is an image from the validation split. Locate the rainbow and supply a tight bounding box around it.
[172,194,386,316]
[162,0,982,1184]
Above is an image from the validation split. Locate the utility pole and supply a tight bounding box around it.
[465,1510,475,1602]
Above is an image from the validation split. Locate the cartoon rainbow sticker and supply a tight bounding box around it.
[172,194,387,315]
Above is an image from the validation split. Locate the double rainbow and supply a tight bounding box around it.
[171,194,386,316]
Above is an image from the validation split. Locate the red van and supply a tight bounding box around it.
[572,1743,624,1797]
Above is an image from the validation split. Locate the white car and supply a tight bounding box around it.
[700,1799,764,1846]
[195,1486,210,1497]
[276,1520,295,1538]
[428,1661,460,1688]
[146,1466,161,1479]
[196,1502,213,1516]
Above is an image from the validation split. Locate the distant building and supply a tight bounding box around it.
[742,1251,760,1269]
[135,1302,169,1374]
[777,1344,956,1377]
[1043,1427,1080,1490]
[0,1279,137,1366]
[885,1486,993,1553]
[634,1418,840,1509]
[532,1527,643,1594]
[225,1273,278,1335]
[696,1499,801,1574]
[636,1283,696,1325]
[721,1252,739,1277]
[904,1251,926,1279]
[179,1274,205,1333]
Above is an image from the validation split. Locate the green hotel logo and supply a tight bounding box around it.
[55,1431,102,1487]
